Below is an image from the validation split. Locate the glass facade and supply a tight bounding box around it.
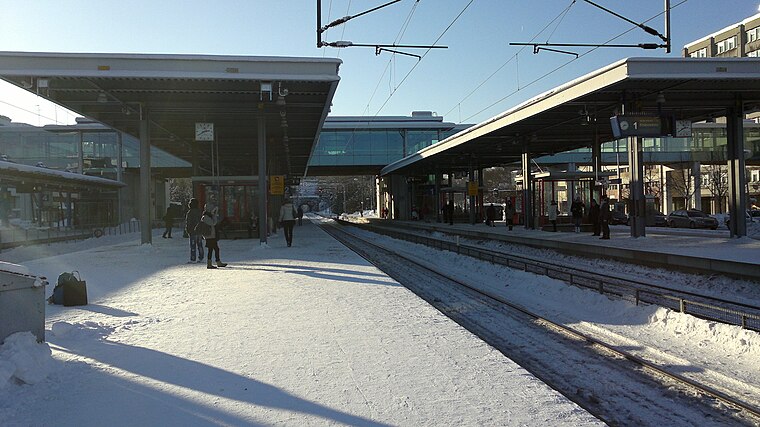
[309,116,466,168]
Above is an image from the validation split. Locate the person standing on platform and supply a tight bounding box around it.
[279,198,297,247]
[201,203,227,269]
[485,204,496,227]
[548,200,558,232]
[184,198,204,263]
[162,207,174,238]
[447,199,454,225]
[570,196,584,233]
[505,199,515,231]
[297,205,304,226]
[588,198,600,236]
[599,196,611,240]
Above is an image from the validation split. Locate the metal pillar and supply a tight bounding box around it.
[139,108,152,245]
[116,132,124,224]
[592,136,602,203]
[727,96,748,237]
[468,160,475,225]
[434,166,442,223]
[629,136,646,237]
[257,112,268,244]
[692,162,702,211]
[521,150,534,229]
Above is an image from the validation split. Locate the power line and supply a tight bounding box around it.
[443,0,577,119]
[459,0,688,124]
[0,99,76,125]
[372,0,475,116]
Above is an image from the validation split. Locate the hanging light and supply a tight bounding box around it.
[97,92,108,103]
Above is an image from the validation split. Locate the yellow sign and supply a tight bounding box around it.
[467,181,479,196]
[270,175,285,195]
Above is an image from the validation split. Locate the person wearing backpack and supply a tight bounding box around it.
[200,202,227,269]
[184,198,204,263]
[279,198,297,247]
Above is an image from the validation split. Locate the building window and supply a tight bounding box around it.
[748,27,759,43]
[716,36,737,53]
[748,49,760,57]
[689,47,707,58]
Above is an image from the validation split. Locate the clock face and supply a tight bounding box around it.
[675,120,692,137]
[619,120,629,131]
[195,122,214,141]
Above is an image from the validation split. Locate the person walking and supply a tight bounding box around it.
[599,195,611,240]
[184,198,204,263]
[570,196,584,233]
[200,203,227,269]
[505,199,515,231]
[162,207,174,238]
[548,200,558,232]
[279,198,297,247]
[297,205,304,226]
[588,198,601,236]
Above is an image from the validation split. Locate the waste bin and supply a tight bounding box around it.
[0,263,47,343]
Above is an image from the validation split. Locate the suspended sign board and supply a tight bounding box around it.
[610,115,668,138]
[467,181,478,196]
[270,175,285,195]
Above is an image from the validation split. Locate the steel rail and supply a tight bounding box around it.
[322,219,760,421]
[350,220,760,332]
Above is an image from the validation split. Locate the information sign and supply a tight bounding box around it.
[270,175,285,195]
[610,115,666,138]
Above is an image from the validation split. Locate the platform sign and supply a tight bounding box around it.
[610,115,666,138]
[270,175,285,195]
[467,181,478,196]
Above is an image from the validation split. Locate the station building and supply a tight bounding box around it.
[0,114,188,229]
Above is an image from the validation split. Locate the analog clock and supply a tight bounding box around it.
[675,120,692,137]
[195,122,214,141]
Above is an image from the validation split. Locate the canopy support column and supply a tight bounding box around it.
[629,136,646,237]
[257,110,268,245]
[727,95,747,237]
[522,150,534,229]
[139,108,152,245]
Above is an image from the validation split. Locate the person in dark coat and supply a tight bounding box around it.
[548,200,558,232]
[447,199,454,225]
[570,196,584,233]
[279,198,297,247]
[599,196,611,240]
[297,205,304,226]
[184,198,204,263]
[588,199,601,236]
[505,199,516,231]
[201,203,227,269]
[162,207,174,238]
[485,204,496,227]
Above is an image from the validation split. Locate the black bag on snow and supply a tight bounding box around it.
[48,271,88,306]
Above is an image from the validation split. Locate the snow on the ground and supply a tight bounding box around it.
[0,226,602,426]
[1,218,759,425]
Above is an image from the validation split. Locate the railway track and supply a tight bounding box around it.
[348,220,760,332]
[318,218,760,426]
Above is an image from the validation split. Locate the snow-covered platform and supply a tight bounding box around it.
[371,219,760,281]
[0,220,601,426]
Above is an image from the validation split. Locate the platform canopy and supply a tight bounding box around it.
[382,57,760,176]
[0,51,341,178]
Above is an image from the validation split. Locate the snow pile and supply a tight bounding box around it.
[0,261,31,276]
[0,332,54,388]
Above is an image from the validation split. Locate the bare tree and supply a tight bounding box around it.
[643,165,663,210]
[704,164,728,213]
[667,165,696,209]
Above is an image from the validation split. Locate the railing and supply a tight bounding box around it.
[348,221,760,332]
[0,220,142,250]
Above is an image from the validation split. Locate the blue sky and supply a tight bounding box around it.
[0,0,758,126]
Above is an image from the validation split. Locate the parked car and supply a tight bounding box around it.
[666,209,719,229]
[652,211,668,227]
[724,210,754,228]
[609,210,629,225]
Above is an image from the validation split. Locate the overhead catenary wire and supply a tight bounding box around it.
[443,0,578,120]
[458,0,688,124]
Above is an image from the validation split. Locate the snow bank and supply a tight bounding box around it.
[0,332,54,388]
